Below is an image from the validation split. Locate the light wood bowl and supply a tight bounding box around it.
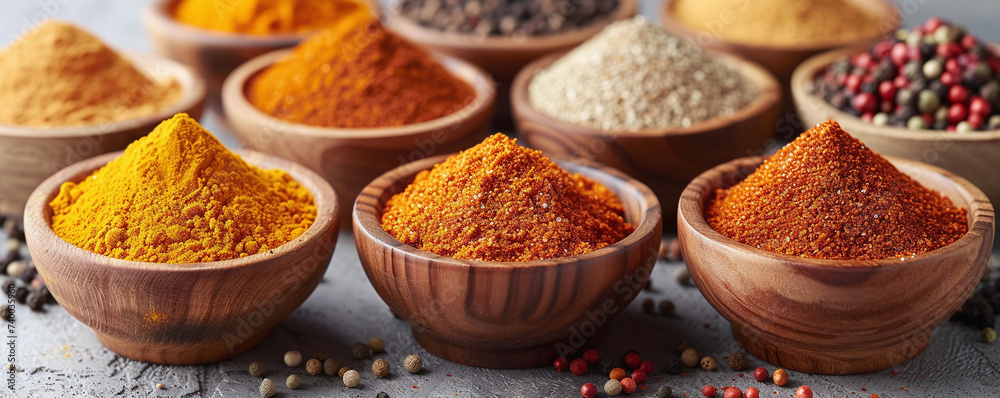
[390,0,637,124]
[659,0,899,121]
[677,156,995,375]
[793,44,1000,221]
[0,51,205,217]
[23,150,339,365]
[222,49,495,228]
[353,154,662,368]
[512,50,780,231]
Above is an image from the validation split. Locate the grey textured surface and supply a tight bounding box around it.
[3,0,1000,397]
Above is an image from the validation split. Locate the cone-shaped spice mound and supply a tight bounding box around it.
[705,120,968,261]
[50,114,316,263]
[381,134,635,262]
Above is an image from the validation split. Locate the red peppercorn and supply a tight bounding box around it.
[745,387,761,398]
[947,125,957,132]
[845,74,862,93]
[921,113,935,127]
[937,43,963,59]
[581,382,597,398]
[948,85,969,104]
[620,377,637,394]
[961,34,978,49]
[970,96,991,116]
[853,92,878,114]
[948,103,968,124]
[753,367,769,382]
[893,75,908,89]
[624,352,641,369]
[570,358,588,376]
[854,52,874,70]
[639,360,654,375]
[630,369,646,384]
[610,368,627,381]
[940,72,959,86]
[890,42,908,66]
[583,349,600,364]
[873,41,892,59]
[724,387,742,398]
[907,46,922,63]
[968,112,984,130]
[925,16,943,32]
[945,58,962,75]
[702,385,718,398]
[861,112,874,123]
[795,386,813,398]
[554,357,569,373]
[878,80,896,101]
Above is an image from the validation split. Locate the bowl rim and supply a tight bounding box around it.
[142,0,379,44]
[658,0,900,53]
[353,153,663,268]
[678,154,995,269]
[510,47,781,137]
[0,50,206,138]
[388,0,638,51]
[221,48,497,139]
[792,44,1000,141]
[23,149,339,272]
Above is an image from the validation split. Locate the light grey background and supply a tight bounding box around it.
[3,1,999,397]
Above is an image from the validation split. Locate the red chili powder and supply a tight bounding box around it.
[705,120,968,261]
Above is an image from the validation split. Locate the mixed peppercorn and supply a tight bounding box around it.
[1,217,56,314]
[951,264,1000,341]
[813,17,1000,131]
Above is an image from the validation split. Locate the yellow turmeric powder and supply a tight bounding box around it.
[49,113,316,263]
[173,0,369,35]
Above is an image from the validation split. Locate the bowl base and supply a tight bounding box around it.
[95,326,273,365]
[412,326,607,369]
[732,324,931,375]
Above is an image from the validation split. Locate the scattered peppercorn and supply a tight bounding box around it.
[599,358,617,374]
[620,377,637,394]
[16,262,35,284]
[353,342,371,359]
[658,300,675,317]
[323,358,339,377]
[582,382,598,398]
[404,354,423,373]
[754,367,769,382]
[681,348,699,367]
[286,374,300,390]
[631,369,647,384]
[610,367,627,380]
[983,327,997,343]
[727,352,749,371]
[13,286,27,304]
[555,357,570,372]
[377,392,390,398]
[675,341,689,353]
[6,261,26,279]
[338,367,350,377]
[26,290,45,311]
[639,360,654,375]
[664,359,683,375]
[655,385,673,398]
[701,385,717,398]
[700,356,717,371]
[724,387,742,398]
[311,350,330,361]
[343,369,360,388]
[371,358,390,378]
[370,337,386,353]
[745,387,760,398]
[284,350,302,367]
[249,362,263,377]
[773,369,789,386]
[605,379,623,396]
[624,352,641,369]
[674,267,692,286]
[259,378,276,398]
[583,349,601,364]
[796,386,813,398]
[642,298,655,314]
[570,358,588,376]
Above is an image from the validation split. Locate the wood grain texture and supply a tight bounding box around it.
[23,150,340,365]
[793,44,1000,221]
[353,155,662,368]
[659,0,900,119]
[221,49,496,229]
[512,50,781,232]
[0,51,206,217]
[677,156,995,375]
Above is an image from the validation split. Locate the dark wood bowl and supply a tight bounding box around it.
[512,50,780,231]
[24,150,340,365]
[222,48,495,229]
[677,156,995,374]
[353,155,662,368]
[793,44,1000,220]
[0,51,205,217]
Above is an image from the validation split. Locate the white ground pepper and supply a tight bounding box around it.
[249,362,263,377]
[372,358,390,378]
[604,379,623,396]
[284,350,302,367]
[259,378,276,398]
[343,369,361,388]
[529,16,756,131]
[681,348,699,367]
[286,374,300,390]
[306,358,322,376]
[370,337,385,353]
[323,358,339,376]
[700,356,717,371]
[404,355,423,373]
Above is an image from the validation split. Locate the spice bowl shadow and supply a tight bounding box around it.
[0,50,206,217]
[222,49,496,229]
[659,0,900,122]
[23,150,340,365]
[677,156,995,375]
[511,49,781,233]
[793,44,1000,226]
[353,155,663,369]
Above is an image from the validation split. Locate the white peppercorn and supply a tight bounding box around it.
[306,358,322,376]
[284,350,302,367]
[286,374,300,390]
[343,369,360,387]
[323,358,339,377]
[700,356,717,371]
[259,378,276,398]
[404,354,422,373]
[372,358,390,378]
[604,379,622,396]
[680,348,699,367]
[249,362,263,377]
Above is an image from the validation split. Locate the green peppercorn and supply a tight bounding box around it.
[907,115,929,130]
[983,327,996,343]
[957,121,974,133]
[989,115,1000,130]
[872,112,890,126]
[922,59,943,80]
[917,89,940,114]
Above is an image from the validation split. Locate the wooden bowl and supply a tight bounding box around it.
[793,44,1000,219]
[659,0,899,121]
[677,156,995,375]
[512,50,780,231]
[23,150,339,365]
[0,51,205,217]
[222,49,495,228]
[353,155,662,368]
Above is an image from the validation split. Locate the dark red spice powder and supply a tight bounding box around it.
[706,120,968,261]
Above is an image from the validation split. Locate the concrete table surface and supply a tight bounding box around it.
[3,0,1000,397]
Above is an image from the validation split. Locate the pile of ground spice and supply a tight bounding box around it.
[381,134,634,262]
[529,16,756,131]
[705,120,968,261]
[174,0,368,35]
[49,113,316,263]
[247,14,475,128]
[673,0,883,46]
[0,21,180,127]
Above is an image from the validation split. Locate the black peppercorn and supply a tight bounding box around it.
[860,81,877,95]
[599,358,617,374]
[903,61,923,81]
[641,298,655,314]
[17,261,36,284]
[2,277,14,291]
[919,43,936,60]
[377,392,390,398]
[27,290,45,311]
[655,385,673,398]
[828,92,847,110]
[14,286,29,303]
[663,359,683,375]
[831,59,850,75]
